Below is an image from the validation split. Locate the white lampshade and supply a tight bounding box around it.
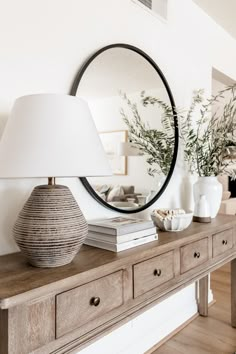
[0,94,111,178]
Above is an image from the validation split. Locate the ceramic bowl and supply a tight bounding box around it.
[151,209,193,232]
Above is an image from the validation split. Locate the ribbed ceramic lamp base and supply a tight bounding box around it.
[13,185,88,268]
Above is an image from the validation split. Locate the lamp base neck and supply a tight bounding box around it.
[48,177,56,185]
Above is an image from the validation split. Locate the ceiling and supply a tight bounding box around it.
[193,0,236,39]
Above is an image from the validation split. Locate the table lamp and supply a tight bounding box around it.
[0,94,111,268]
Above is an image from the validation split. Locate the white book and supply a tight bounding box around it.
[84,233,158,252]
[88,227,157,244]
[88,217,154,236]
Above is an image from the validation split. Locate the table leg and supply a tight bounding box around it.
[231,259,236,328]
[198,275,209,316]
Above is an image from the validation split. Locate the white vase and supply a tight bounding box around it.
[193,176,222,218]
[146,190,157,203]
[157,174,166,191]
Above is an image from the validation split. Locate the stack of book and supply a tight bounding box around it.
[84,217,158,252]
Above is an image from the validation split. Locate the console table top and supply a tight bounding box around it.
[0,214,235,309]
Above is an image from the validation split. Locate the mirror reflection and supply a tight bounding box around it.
[73,45,177,212]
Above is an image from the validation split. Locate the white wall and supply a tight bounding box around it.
[0,0,235,352]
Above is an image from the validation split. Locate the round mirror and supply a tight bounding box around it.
[70,44,178,213]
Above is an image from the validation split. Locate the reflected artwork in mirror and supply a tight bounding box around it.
[70,44,178,213]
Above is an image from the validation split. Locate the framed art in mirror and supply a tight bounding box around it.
[99,130,128,176]
[70,43,178,213]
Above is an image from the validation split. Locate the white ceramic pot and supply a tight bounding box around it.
[151,210,193,232]
[193,176,222,218]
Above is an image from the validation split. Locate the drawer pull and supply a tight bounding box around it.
[222,240,228,245]
[153,268,162,277]
[194,252,200,259]
[90,296,100,307]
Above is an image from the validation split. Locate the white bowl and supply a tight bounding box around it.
[151,210,193,232]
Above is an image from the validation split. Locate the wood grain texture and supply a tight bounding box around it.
[198,275,208,316]
[212,228,233,258]
[133,251,174,298]
[151,264,236,354]
[1,215,235,310]
[0,309,8,354]
[145,313,200,354]
[8,297,55,354]
[180,238,209,274]
[231,258,236,327]
[0,215,236,354]
[56,270,124,337]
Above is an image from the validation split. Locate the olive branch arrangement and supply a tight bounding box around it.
[120,84,236,179]
[120,91,176,177]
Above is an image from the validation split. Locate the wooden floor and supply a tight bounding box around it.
[152,264,236,354]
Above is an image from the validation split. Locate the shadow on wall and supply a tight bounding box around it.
[177,146,196,212]
[0,114,8,138]
[0,181,33,255]
[180,175,197,212]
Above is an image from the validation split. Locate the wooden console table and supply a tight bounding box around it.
[0,215,236,354]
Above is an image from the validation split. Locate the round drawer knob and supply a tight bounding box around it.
[222,240,228,245]
[90,296,100,307]
[194,251,200,258]
[153,268,162,277]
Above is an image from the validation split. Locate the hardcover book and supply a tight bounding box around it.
[88,217,154,236]
[87,227,157,244]
[84,233,158,252]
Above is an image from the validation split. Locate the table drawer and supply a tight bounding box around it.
[180,238,209,274]
[213,228,233,258]
[56,270,124,338]
[133,251,174,298]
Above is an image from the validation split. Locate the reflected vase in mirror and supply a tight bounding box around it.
[70,44,178,213]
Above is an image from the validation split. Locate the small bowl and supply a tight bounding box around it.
[151,209,193,232]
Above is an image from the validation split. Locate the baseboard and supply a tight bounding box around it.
[144,313,199,354]
[144,299,216,354]
[208,299,216,307]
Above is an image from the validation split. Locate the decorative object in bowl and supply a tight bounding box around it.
[151,209,193,232]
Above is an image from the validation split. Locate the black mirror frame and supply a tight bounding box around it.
[70,43,179,214]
